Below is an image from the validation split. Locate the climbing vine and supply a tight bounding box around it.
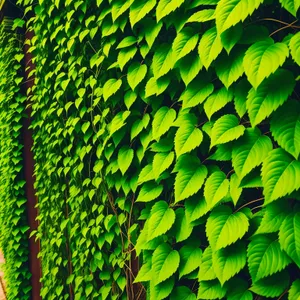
[15,0,300,299]
[0,21,31,300]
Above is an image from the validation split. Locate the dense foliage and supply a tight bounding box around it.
[0,22,31,299]
[11,0,300,299]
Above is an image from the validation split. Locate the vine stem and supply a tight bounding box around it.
[235,197,264,212]
[269,20,298,36]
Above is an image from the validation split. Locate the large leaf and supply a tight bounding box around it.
[211,114,245,148]
[212,242,247,285]
[243,38,289,89]
[174,157,208,203]
[177,53,203,86]
[198,246,216,281]
[179,245,202,278]
[289,279,300,300]
[246,69,295,127]
[215,47,244,88]
[117,146,134,175]
[247,235,291,282]
[198,26,223,69]
[261,148,300,204]
[204,171,229,210]
[180,80,214,109]
[279,212,300,267]
[256,199,291,234]
[204,87,233,120]
[216,0,264,34]
[148,201,175,240]
[152,151,174,179]
[289,31,300,65]
[206,205,249,250]
[127,63,147,91]
[270,100,300,159]
[152,44,175,79]
[171,286,196,300]
[197,280,227,300]
[156,0,185,21]
[175,122,203,157]
[232,128,273,180]
[129,0,156,27]
[172,28,199,63]
[136,182,163,202]
[152,243,180,285]
[152,106,176,140]
[250,271,289,298]
[279,0,300,16]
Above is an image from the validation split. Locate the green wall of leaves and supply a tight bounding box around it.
[0,23,31,299]
[15,0,300,299]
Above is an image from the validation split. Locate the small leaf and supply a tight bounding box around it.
[279,0,300,17]
[230,173,242,206]
[129,0,156,27]
[173,208,193,243]
[103,79,122,101]
[117,146,134,175]
[153,151,175,179]
[185,196,209,222]
[171,286,196,300]
[198,246,216,281]
[152,43,175,79]
[156,0,185,21]
[179,245,202,278]
[187,9,215,23]
[127,63,147,91]
[289,279,300,300]
[152,106,176,140]
[197,280,227,300]
[136,182,163,202]
[290,31,300,65]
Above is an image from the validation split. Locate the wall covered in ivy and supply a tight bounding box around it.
[8,0,300,299]
[0,23,31,300]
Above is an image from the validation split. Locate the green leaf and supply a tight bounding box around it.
[206,205,249,250]
[117,146,134,175]
[232,128,273,180]
[204,87,233,120]
[198,26,223,69]
[152,43,175,79]
[172,28,199,63]
[256,200,291,234]
[148,201,175,240]
[173,208,193,242]
[174,159,208,203]
[127,63,147,91]
[246,69,295,127]
[177,53,203,86]
[179,245,202,278]
[153,151,174,179]
[248,235,291,282]
[279,0,300,16]
[116,36,137,49]
[243,38,289,89]
[187,9,215,23]
[134,259,152,282]
[144,20,163,49]
[220,23,243,54]
[270,100,300,159]
[249,271,289,298]
[212,242,247,285]
[171,286,196,300]
[136,182,163,202]
[289,279,300,300]
[215,47,244,88]
[111,0,130,21]
[129,0,156,27]
[152,243,180,285]
[289,31,300,65]
[198,246,216,281]
[150,276,174,300]
[211,114,245,148]
[204,171,229,210]
[261,148,300,204]
[227,278,253,300]
[175,122,203,157]
[233,79,251,118]
[197,280,227,300]
[156,0,185,21]
[138,164,155,184]
[180,80,214,109]
[124,90,137,110]
[186,196,209,222]
[145,76,170,97]
[152,106,176,140]
[103,79,122,101]
[117,46,137,70]
[230,173,242,206]
[279,212,300,267]
[216,0,264,34]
